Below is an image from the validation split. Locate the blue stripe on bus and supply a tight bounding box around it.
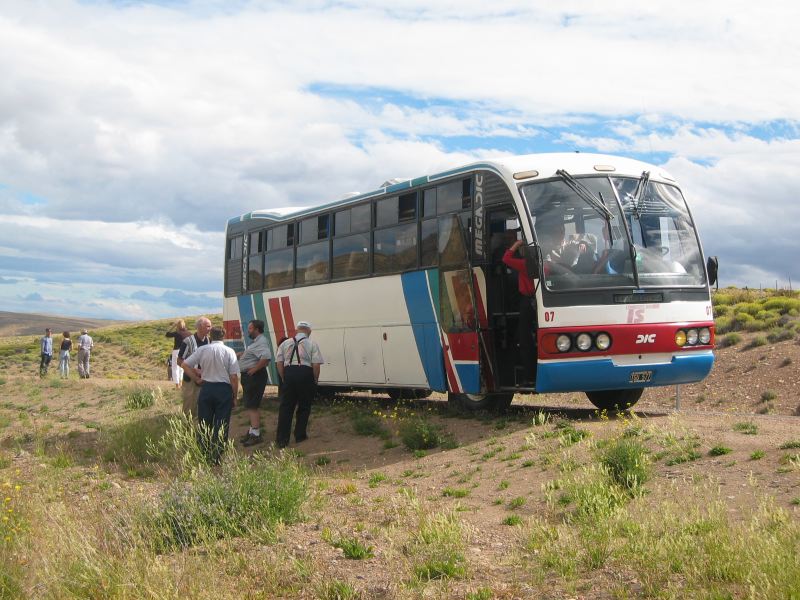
[237,295,256,348]
[401,270,447,392]
[252,293,278,385]
[535,351,715,393]
[454,363,480,393]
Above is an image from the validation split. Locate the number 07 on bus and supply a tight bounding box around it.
[223,153,717,412]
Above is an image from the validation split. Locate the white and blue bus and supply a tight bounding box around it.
[223,153,717,411]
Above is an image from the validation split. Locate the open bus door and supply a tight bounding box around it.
[438,211,515,411]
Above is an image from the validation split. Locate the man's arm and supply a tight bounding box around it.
[230,374,239,406]
[176,340,188,366]
[502,241,526,272]
[312,363,320,383]
[247,358,270,376]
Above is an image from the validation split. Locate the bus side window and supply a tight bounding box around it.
[225,235,244,297]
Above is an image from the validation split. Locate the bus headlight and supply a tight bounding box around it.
[699,327,711,345]
[675,330,687,347]
[576,333,592,351]
[556,335,572,352]
[686,329,699,345]
[595,332,611,350]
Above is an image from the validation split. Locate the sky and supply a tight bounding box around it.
[1,0,799,320]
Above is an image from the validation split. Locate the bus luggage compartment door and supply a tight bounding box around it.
[344,327,386,384]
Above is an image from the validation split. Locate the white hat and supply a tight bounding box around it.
[295,320,312,329]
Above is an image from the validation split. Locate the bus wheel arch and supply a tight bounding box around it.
[449,392,514,412]
[585,388,644,411]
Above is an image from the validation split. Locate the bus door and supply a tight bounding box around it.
[480,205,530,389]
[437,213,484,395]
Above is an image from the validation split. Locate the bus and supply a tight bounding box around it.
[222,153,717,411]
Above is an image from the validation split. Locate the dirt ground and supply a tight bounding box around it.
[2,325,799,598]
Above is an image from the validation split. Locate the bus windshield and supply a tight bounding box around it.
[521,176,705,291]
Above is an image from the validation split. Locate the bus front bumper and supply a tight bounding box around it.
[535,350,715,393]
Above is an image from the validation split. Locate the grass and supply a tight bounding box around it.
[442,487,469,498]
[760,390,777,402]
[502,515,523,526]
[349,409,390,439]
[750,450,766,460]
[779,440,800,450]
[733,421,759,435]
[399,417,442,451]
[409,510,468,582]
[148,451,309,550]
[709,445,733,456]
[508,496,526,510]
[125,386,162,410]
[599,436,651,496]
[330,535,374,560]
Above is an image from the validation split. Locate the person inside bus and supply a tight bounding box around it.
[502,235,537,384]
[536,213,594,275]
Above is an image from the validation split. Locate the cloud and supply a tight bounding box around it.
[0,0,798,318]
[131,289,219,310]
[23,292,43,301]
[0,276,15,284]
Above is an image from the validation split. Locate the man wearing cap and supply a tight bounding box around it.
[274,320,324,449]
[181,326,240,463]
[76,329,94,379]
[236,319,272,446]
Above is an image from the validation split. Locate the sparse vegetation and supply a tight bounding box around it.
[709,445,733,456]
[125,385,162,409]
[733,421,759,435]
[750,450,766,460]
[399,417,442,451]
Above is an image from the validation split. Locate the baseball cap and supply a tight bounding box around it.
[295,320,312,329]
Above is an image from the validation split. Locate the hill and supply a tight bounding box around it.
[0,310,122,337]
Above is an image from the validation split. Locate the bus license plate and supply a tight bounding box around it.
[629,370,653,383]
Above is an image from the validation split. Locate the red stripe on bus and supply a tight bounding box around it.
[441,332,460,393]
[223,319,241,340]
[447,332,479,362]
[281,296,296,338]
[268,298,285,341]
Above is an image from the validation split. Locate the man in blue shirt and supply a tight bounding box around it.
[39,328,53,377]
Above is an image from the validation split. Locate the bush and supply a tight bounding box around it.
[125,386,162,410]
[709,445,732,456]
[733,422,758,435]
[761,390,777,402]
[767,328,795,343]
[399,418,441,450]
[147,452,308,550]
[101,415,172,476]
[599,437,651,496]
[720,332,742,347]
[350,409,389,438]
[331,536,374,560]
[745,336,768,349]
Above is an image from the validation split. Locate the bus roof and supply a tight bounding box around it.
[227,152,677,226]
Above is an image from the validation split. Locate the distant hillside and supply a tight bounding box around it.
[0,311,123,337]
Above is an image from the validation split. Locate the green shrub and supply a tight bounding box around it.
[745,336,768,349]
[555,422,590,447]
[332,536,374,560]
[709,445,732,456]
[714,316,734,334]
[368,472,387,487]
[764,297,800,313]
[734,302,762,316]
[316,580,360,600]
[125,386,162,410]
[779,440,800,450]
[148,452,308,550]
[399,418,441,450]
[442,487,469,498]
[750,450,766,460]
[767,328,795,343]
[349,410,389,439]
[599,437,651,496]
[508,496,526,510]
[733,422,758,435]
[101,415,172,476]
[721,332,742,347]
[502,515,523,526]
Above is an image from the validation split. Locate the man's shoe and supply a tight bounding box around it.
[295,435,308,444]
[241,433,263,447]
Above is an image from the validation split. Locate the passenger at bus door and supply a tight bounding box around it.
[502,239,536,384]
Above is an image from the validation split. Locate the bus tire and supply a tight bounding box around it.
[585,388,644,411]
[449,392,514,412]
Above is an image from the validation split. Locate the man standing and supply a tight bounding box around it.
[274,320,324,449]
[236,319,272,446]
[181,326,240,464]
[176,316,212,418]
[39,328,53,377]
[76,329,94,379]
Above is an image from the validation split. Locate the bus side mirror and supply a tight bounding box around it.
[524,244,540,282]
[706,255,719,287]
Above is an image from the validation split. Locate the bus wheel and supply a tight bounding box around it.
[585,388,644,411]
[449,392,514,412]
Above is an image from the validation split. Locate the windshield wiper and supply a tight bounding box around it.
[630,170,651,218]
[556,169,614,221]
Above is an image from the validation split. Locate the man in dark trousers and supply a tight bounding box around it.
[236,319,272,446]
[181,326,240,463]
[274,320,324,449]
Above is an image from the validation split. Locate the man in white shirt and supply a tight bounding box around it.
[236,319,272,447]
[76,329,94,379]
[181,326,240,463]
[274,320,324,449]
